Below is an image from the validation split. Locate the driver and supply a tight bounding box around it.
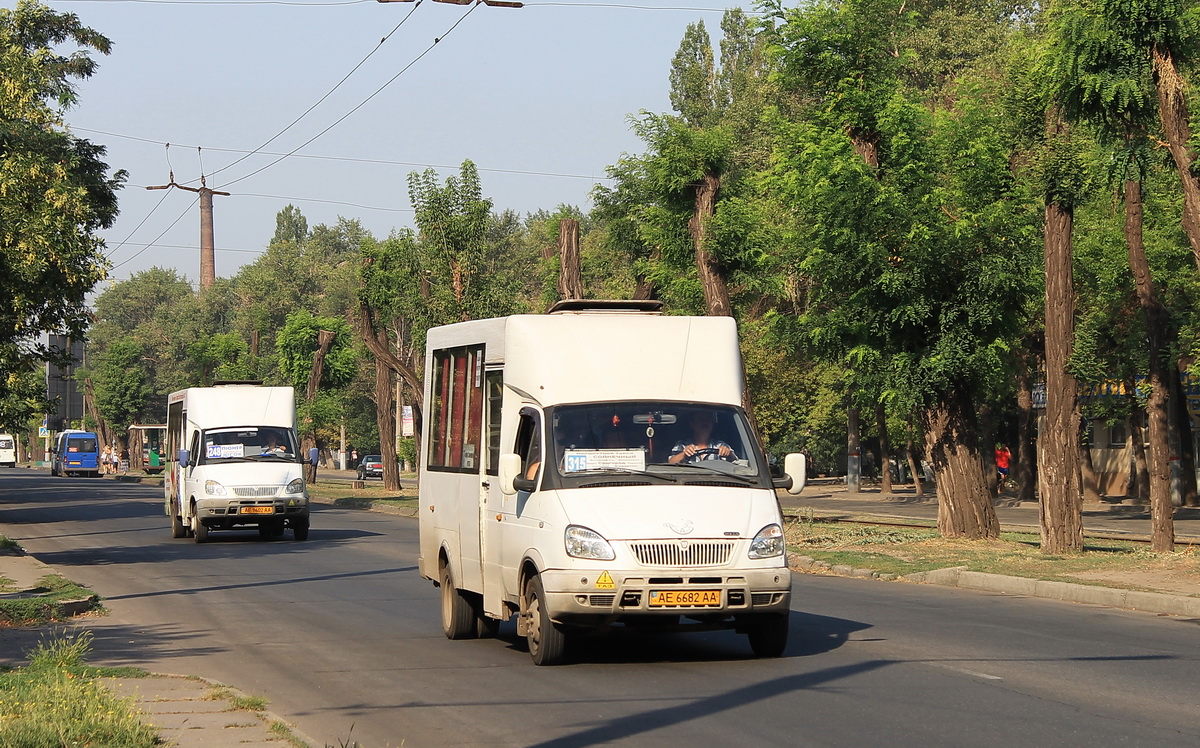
[261,431,287,454]
[668,411,736,464]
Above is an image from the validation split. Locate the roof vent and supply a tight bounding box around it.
[545,299,664,315]
[212,380,264,387]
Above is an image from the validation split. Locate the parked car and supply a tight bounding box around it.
[357,455,384,480]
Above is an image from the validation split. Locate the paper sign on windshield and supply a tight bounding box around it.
[206,443,245,459]
[563,449,646,473]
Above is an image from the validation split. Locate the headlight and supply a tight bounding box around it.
[286,478,306,494]
[565,525,615,561]
[748,523,784,559]
[204,480,227,496]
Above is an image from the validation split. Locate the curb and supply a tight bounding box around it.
[156,672,321,748]
[787,553,1200,618]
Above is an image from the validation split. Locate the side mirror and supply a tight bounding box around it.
[178,449,190,469]
[783,453,807,495]
[499,453,523,496]
[308,447,320,467]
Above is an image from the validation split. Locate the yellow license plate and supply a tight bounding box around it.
[240,506,274,515]
[648,589,721,607]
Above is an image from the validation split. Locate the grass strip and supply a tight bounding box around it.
[0,631,156,748]
[0,574,101,627]
[786,519,1200,594]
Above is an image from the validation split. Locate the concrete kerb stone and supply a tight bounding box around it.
[788,558,1200,618]
[104,672,320,748]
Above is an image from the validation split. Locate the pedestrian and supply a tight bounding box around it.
[995,443,1011,493]
[119,447,129,474]
[101,445,112,475]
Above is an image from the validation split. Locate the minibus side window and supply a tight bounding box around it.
[485,370,502,476]
[429,345,485,473]
[515,409,542,483]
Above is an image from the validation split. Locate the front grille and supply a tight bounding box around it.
[630,541,734,567]
[233,486,278,498]
[752,592,779,606]
[588,595,616,606]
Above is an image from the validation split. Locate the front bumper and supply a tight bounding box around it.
[194,496,309,527]
[538,567,791,623]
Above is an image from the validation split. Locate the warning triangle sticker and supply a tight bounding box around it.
[595,571,615,589]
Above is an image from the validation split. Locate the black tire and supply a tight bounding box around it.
[192,514,209,544]
[292,518,310,541]
[747,612,789,658]
[357,469,365,480]
[441,565,476,640]
[170,504,187,539]
[526,576,567,666]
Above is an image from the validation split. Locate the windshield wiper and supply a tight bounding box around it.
[661,462,757,483]
[567,468,677,483]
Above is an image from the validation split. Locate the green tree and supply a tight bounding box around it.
[1045,0,1181,550]
[85,339,153,446]
[765,0,1037,538]
[0,1,124,404]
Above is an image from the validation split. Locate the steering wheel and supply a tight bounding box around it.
[687,447,735,462]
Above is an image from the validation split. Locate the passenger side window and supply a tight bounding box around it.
[515,408,542,482]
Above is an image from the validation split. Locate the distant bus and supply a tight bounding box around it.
[52,430,101,477]
[0,433,16,468]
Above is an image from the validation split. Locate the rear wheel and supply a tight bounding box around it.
[191,514,208,544]
[746,612,789,658]
[440,565,476,640]
[526,576,567,666]
[170,504,187,539]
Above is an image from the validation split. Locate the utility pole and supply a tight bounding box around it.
[147,172,230,290]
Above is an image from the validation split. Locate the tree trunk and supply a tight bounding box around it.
[301,329,336,484]
[876,402,893,495]
[1125,178,1174,550]
[906,437,924,498]
[1128,407,1150,503]
[374,355,399,491]
[1171,360,1199,506]
[557,218,584,300]
[847,407,861,493]
[689,171,732,317]
[1015,351,1037,504]
[921,388,999,539]
[1041,198,1084,553]
[1153,46,1200,273]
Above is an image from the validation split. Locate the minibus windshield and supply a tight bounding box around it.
[547,402,764,487]
[199,427,298,464]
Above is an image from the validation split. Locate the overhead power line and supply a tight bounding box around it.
[201,0,426,184]
[215,1,480,190]
[71,127,613,182]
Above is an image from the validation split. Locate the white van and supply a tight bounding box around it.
[0,433,16,468]
[417,300,806,665]
[164,382,317,543]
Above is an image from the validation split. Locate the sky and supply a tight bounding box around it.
[22,0,762,289]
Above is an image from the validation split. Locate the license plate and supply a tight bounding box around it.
[648,589,721,607]
[240,506,274,515]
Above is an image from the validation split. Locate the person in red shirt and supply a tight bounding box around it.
[995,444,1012,493]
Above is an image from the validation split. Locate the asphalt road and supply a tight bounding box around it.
[1,468,1197,747]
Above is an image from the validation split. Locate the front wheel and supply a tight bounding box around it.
[292,518,310,541]
[191,514,209,544]
[526,576,567,666]
[746,612,789,658]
